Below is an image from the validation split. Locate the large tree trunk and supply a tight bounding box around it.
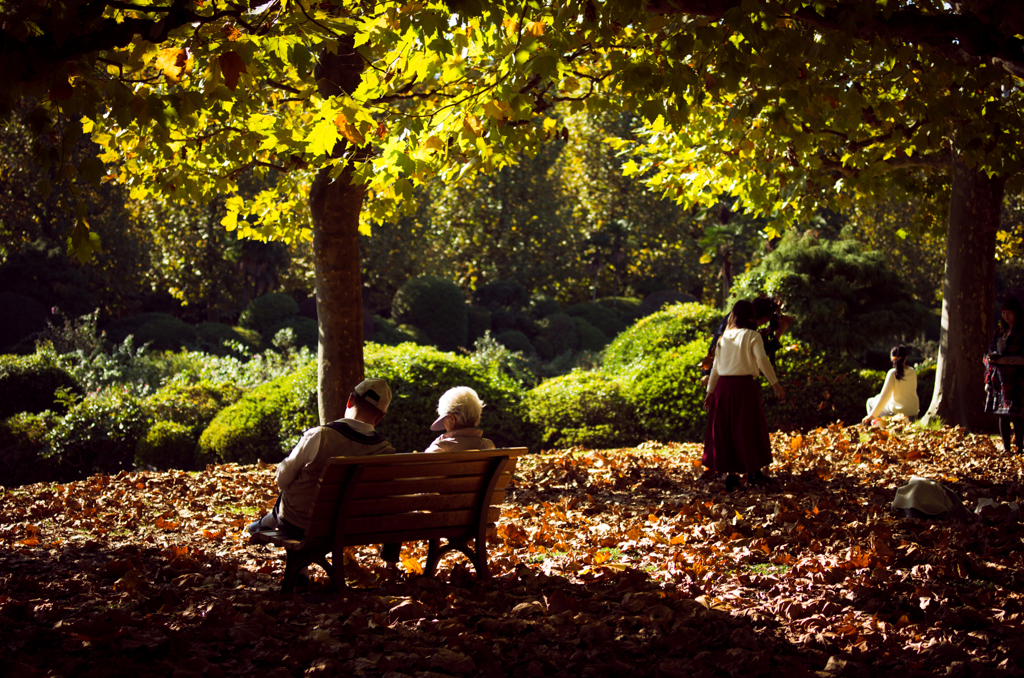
[924,161,1004,430]
[310,40,366,422]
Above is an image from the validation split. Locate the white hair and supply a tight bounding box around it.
[437,386,485,428]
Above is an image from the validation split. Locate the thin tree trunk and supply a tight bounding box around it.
[923,160,1003,430]
[310,40,366,423]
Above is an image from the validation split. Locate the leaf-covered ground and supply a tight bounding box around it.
[3,421,1024,677]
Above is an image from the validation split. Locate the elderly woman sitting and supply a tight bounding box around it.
[425,386,495,453]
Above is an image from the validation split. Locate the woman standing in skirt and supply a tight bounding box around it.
[985,297,1024,454]
[703,299,786,491]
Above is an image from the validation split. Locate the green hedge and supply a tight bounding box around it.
[45,390,149,478]
[136,421,196,471]
[367,343,539,453]
[238,293,300,335]
[0,411,59,487]
[197,359,318,465]
[104,313,199,352]
[536,313,579,357]
[270,317,319,352]
[195,343,540,463]
[194,322,259,355]
[495,330,535,355]
[603,302,721,371]
[564,302,630,339]
[526,370,639,449]
[626,339,709,443]
[369,316,418,346]
[0,350,81,418]
[763,343,885,431]
[573,317,608,352]
[392,275,468,351]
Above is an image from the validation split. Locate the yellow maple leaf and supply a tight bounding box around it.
[463,114,484,137]
[334,113,366,145]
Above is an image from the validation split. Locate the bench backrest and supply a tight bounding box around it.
[302,448,528,547]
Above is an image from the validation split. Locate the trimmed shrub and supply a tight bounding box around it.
[0,292,48,350]
[564,302,628,338]
[133,315,199,352]
[526,370,639,449]
[238,293,300,334]
[915,361,936,414]
[103,313,197,352]
[537,313,580,357]
[136,421,196,470]
[603,302,721,371]
[369,316,418,346]
[195,344,539,463]
[197,359,318,465]
[0,411,59,486]
[528,294,561,319]
[45,390,149,478]
[491,308,535,335]
[194,322,258,355]
[392,275,468,351]
[762,342,885,431]
[398,323,433,346]
[573,317,608,352]
[474,279,529,310]
[466,306,492,346]
[365,343,539,453]
[271,317,319,352]
[143,380,243,429]
[0,349,81,418]
[532,336,554,361]
[626,339,709,443]
[495,330,535,355]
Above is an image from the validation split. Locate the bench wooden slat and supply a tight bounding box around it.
[349,473,511,499]
[315,449,526,485]
[306,490,506,523]
[307,506,502,538]
[355,459,498,481]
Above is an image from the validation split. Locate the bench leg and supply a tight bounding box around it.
[424,538,490,579]
[282,550,311,594]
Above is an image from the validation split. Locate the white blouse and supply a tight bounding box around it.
[707,327,780,393]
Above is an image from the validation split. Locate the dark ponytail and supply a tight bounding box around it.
[891,345,908,381]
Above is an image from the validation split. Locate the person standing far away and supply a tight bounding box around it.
[862,345,920,425]
[985,297,1024,454]
[702,299,786,491]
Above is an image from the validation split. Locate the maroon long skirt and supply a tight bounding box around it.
[703,375,773,474]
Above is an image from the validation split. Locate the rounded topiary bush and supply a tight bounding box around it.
[526,370,639,449]
[537,313,580,357]
[528,294,561,319]
[626,338,709,443]
[144,380,243,429]
[365,342,539,453]
[238,293,300,335]
[197,359,318,465]
[915,361,936,414]
[392,275,468,351]
[763,342,886,431]
[0,411,60,486]
[573,317,608,352]
[603,302,722,371]
[0,349,81,418]
[564,302,630,339]
[474,279,529,310]
[398,323,433,346]
[495,330,535,355]
[132,315,199,352]
[194,322,258,355]
[0,292,48,350]
[490,308,535,335]
[136,420,197,470]
[271,317,319,352]
[45,390,149,479]
[532,336,554,361]
[369,316,418,346]
[466,306,492,345]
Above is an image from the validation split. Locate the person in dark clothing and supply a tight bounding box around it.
[985,297,1024,454]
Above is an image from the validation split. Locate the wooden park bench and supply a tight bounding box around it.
[249,447,528,593]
